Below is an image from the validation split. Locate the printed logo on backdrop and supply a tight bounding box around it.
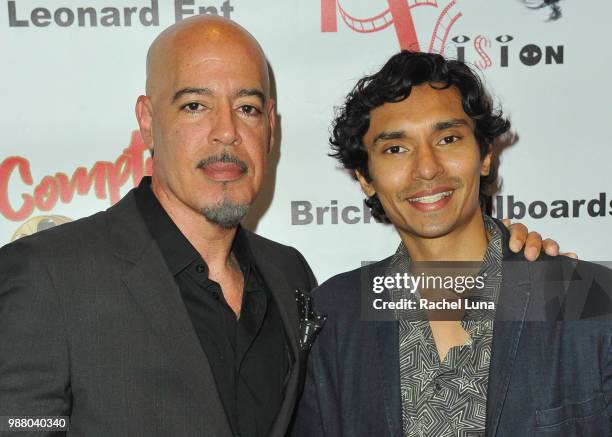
[291,194,612,226]
[0,132,152,240]
[5,0,233,27]
[522,0,562,22]
[320,0,564,69]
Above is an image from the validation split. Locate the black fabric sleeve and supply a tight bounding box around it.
[0,241,71,437]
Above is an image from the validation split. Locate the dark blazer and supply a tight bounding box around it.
[0,189,317,437]
[292,222,612,437]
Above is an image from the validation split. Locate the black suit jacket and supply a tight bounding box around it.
[292,221,612,437]
[0,189,317,437]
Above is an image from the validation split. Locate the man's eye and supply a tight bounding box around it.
[239,105,262,116]
[182,102,205,112]
[384,145,404,154]
[439,135,460,145]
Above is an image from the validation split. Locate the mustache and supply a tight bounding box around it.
[196,152,248,173]
[398,177,464,199]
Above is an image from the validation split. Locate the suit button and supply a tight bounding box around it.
[196,264,205,273]
[434,382,442,392]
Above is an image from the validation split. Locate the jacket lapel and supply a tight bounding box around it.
[486,224,531,437]
[247,242,300,437]
[375,320,403,437]
[106,193,233,436]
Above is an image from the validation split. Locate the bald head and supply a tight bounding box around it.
[145,15,270,99]
[135,15,276,232]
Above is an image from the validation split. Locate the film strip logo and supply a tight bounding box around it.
[321,0,462,54]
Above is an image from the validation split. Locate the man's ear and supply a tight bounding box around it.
[266,99,276,154]
[480,145,493,176]
[355,169,376,198]
[135,95,154,151]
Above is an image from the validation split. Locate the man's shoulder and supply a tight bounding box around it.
[1,209,108,258]
[241,228,317,266]
[241,228,300,256]
[508,252,612,319]
[517,251,612,282]
[0,191,139,264]
[0,209,117,292]
[239,228,317,288]
[312,256,393,312]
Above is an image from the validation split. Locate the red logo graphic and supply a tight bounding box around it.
[0,131,152,222]
[321,0,462,54]
[473,35,492,69]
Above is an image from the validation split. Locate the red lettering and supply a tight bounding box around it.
[55,172,75,203]
[321,0,337,32]
[108,154,131,205]
[126,130,152,187]
[1,131,152,221]
[128,130,145,186]
[388,0,419,50]
[0,157,34,221]
[55,162,110,204]
[34,175,58,211]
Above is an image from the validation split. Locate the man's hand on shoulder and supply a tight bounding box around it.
[503,218,578,261]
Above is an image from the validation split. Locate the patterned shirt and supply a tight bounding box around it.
[395,216,503,437]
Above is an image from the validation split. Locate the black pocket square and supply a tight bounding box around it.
[295,288,326,351]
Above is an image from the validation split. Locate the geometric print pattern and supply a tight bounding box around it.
[396,216,503,436]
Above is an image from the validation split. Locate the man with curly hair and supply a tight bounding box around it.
[292,51,612,437]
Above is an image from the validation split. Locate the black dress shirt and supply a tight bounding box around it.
[134,177,288,437]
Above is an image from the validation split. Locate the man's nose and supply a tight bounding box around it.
[412,144,443,180]
[208,103,241,146]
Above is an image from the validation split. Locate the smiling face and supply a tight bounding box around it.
[136,17,274,228]
[357,84,491,241]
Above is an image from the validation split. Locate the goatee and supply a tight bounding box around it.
[201,199,250,229]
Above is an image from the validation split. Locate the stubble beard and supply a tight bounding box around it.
[201,197,250,229]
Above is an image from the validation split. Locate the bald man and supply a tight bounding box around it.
[0,15,558,437]
[0,16,317,437]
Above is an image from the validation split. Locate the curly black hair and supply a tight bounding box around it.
[329,50,511,220]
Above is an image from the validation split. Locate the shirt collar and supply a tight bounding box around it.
[391,214,503,266]
[134,176,252,277]
[388,214,504,319]
[482,214,504,265]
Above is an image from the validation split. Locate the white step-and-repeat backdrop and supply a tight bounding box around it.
[1,0,610,282]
